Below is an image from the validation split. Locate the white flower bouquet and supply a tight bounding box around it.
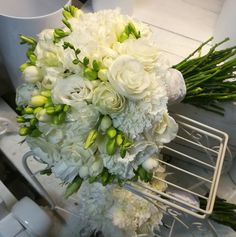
[16,6,182,195]
[15,5,236,237]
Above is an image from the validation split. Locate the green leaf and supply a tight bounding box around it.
[40,168,52,176]
[64,176,83,199]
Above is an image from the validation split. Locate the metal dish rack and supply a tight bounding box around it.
[21,113,229,236]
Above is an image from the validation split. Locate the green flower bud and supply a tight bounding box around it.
[84,129,98,149]
[31,95,48,107]
[16,116,25,123]
[30,118,38,127]
[120,146,126,158]
[54,105,63,113]
[116,134,123,146]
[100,116,112,132]
[46,106,56,115]
[33,107,43,115]
[30,128,42,137]
[106,138,116,156]
[19,127,30,136]
[24,107,34,114]
[58,112,66,124]
[40,90,51,98]
[98,69,108,81]
[84,68,98,81]
[52,112,66,125]
[101,169,109,186]
[19,63,30,72]
[118,32,129,43]
[106,127,117,139]
[63,104,70,112]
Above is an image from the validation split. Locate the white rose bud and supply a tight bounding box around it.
[100,116,112,132]
[23,66,42,83]
[89,159,104,177]
[142,157,158,172]
[79,166,89,178]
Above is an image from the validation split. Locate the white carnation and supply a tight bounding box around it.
[113,38,160,71]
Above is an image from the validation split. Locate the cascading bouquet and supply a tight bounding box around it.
[15,6,184,236]
[15,5,236,237]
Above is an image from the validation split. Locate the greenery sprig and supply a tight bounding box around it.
[17,91,70,137]
[19,35,38,71]
[173,37,236,115]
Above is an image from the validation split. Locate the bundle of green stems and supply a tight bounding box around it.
[173,37,236,115]
[200,196,236,230]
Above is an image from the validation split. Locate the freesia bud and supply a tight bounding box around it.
[100,116,112,132]
[106,127,117,139]
[98,69,108,81]
[106,138,116,155]
[84,129,98,149]
[30,95,48,107]
[19,127,30,136]
[23,66,42,83]
[79,166,89,178]
[84,68,98,81]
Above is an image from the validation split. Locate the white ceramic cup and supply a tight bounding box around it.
[213,0,236,48]
[91,0,134,15]
[11,197,52,237]
[0,0,71,89]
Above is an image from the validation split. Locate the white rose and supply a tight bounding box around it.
[151,112,178,144]
[41,67,63,89]
[23,66,42,83]
[52,75,98,105]
[142,157,158,172]
[113,38,159,71]
[165,68,186,104]
[92,82,125,114]
[108,55,151,100]
[35,30,63,67]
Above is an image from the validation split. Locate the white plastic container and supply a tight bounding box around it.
[91,0,134,15]
[213,0,236,47]
[0,0,71,89]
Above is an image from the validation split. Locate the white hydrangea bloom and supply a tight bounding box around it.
[101,141,158,179]
[73,182,164,237]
